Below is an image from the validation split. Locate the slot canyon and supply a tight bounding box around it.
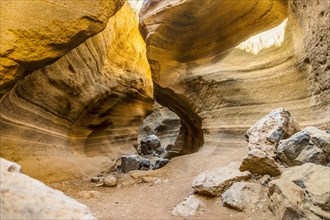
[0,0,329,219]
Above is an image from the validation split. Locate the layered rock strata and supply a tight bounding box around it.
[0,4,153,182]
[139,0,330,155]
[0,0,125,96]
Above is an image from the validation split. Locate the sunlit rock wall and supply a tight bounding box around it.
[0,0,125,96]
[139,0,329,155]
[0,4,154,183]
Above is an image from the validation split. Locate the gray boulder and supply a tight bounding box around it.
[245,108,300,155]
[0,158,95,220]
[121,155,141,173]
[276,126,330,166]
[192,162,251,196]
[241,108,299,176]
[221,182,270,212]
[268,163,330,219]
[138,134,161,156]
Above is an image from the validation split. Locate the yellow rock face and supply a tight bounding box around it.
[0,3,153,183]
[0,0,125,96]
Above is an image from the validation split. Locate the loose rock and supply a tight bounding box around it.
[121,155,141,173]
[240,149,282,176]
[268,163,330,219]
[138,134,161,156]
[192,162,251,196]
[104,175,118,187]
[221,182,270,212]
[172,195,204,217]
[276,126,330,166]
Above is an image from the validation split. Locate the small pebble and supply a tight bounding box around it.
[90,177,100,182]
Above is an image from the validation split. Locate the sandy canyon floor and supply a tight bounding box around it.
[51,140,274,219]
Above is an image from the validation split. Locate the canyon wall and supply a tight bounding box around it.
[0,0,125,96]
[0,3,154,183]
[139,0,329,156]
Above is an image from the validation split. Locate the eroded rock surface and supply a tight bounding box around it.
[268,163,330,219]
[139,0,330,157]
[192,162,251,196]
[0,158,95,220]
[0,0,125,96]
[0,3,154,183]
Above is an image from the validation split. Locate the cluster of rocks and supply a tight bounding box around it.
[173,108,330,219]
[90,135,170,187]
[119,134,169,173]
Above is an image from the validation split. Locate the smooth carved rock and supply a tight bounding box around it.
[0,3,154,183]
[0,0,125,96]
[276,126,330,166]
[192,162,251,196]
[268,163,330,219]
[221,182,270,212]
[0,158,95,220]
[140,0,329,157]
[172,195,204,217]
[139,103,181,152]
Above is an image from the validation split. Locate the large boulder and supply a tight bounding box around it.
[276,126,330,166]
[0,158,95,220]
[240,108,299,176]
[268,163,330,219]
[221,182,270,212]
[245,108,300,154]
[0,0,125,96]
[192,162,251,196]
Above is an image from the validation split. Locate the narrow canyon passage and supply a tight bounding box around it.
[0,0,329,219]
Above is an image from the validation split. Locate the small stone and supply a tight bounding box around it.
[77,191,101,199]
[90,177,100,182]
[103,175,117,187]
[153,158,169,169]
[192,162,251,196]
[141,176,158,183]
[172,195,204,217]
[154,178,162,185]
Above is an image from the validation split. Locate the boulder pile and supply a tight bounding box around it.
[176,108,330,219]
